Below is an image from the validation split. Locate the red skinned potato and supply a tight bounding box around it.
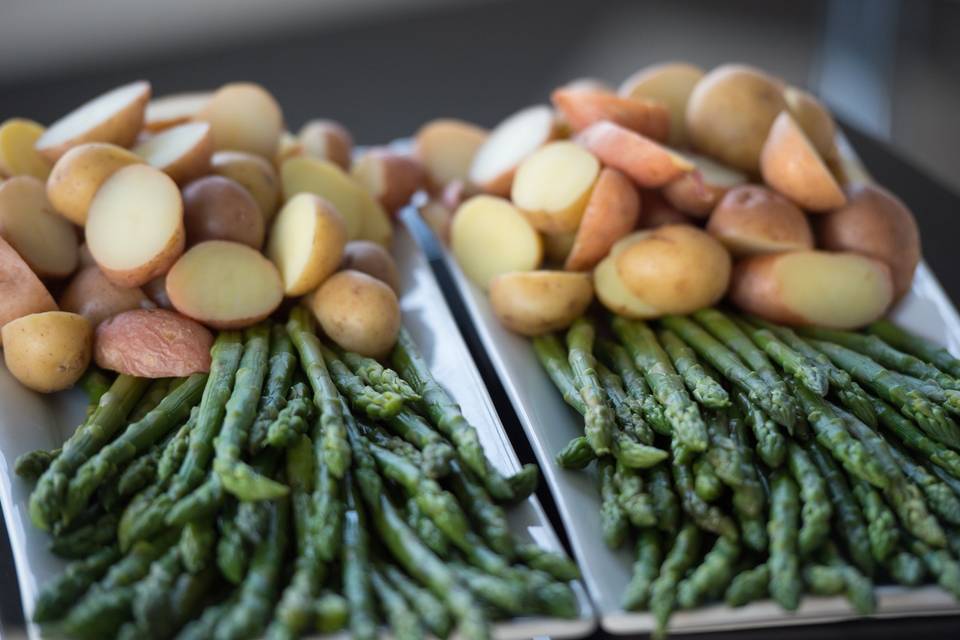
[576,121,693,188]
[551,87,670,141]
[0,236,57,343]
[706,184,813,257]
[816,183,920,300]
[351,149,426,214]
[637,190,695,229]
[730,250,894,329]
[59,266,154,328]
[95,308,213,377]
[564,168,640,271]
[414,119,487,189]
[489,271,594,336]
[298,119,353,170]
[619,62,705,147]
[182,175,265,249]
[760,111,846,212]
[661,152,747,218]
[469,105,557,196]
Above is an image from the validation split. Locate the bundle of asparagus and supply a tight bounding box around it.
[17,306,578,640]
[534,309,960,637]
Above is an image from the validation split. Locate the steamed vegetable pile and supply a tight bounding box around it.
[535,310,960,636]
[415,62,920,334]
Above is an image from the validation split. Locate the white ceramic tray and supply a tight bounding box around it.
[0,221,596,640]
[435,197,960,632]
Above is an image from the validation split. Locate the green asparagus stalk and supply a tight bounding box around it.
[342,482,377,640]
[646,464,680,534]
[677,536,740,609]
[533,334,588,414]
[179,518,216,574]
[248,324,298,454]
[33,546,120,622]
[177,596,237,640]
[127,378,172,423]
[767,471,801,611]
[514,542,580,581]
[166,476,223,525]
[381,563,452,638]
[725,563,769,607]
[869,393,960,478]
[382,409,456,478]
[15,447,60,481]
[886,549,927,586]
[216,501,249,585]
[597,363,656,445]
[555,436,595,469]
[785,443,831,556]
[565,318,615,455]
[649,523,701,638]
[320,342,406,418]
[131,545,182,639]
[671,440,739,541]
[264,383,314,449]
[406,497,449,557]
[869,319,960,379]
[734,392,787,468]
[372,566,424,640]
[599,459,629,549]
[157,410,197,484]
[78,366,113,406]
[659,328,730,408]
[887,444,960,526]
[117,445,162,499]
[729,412,770,552]
[447,459,513,556]
[595,338,672,435]
[736,316,829,395]
[50,511,119,559]
[342,349,420,401]
[693,457,723,502]
[622,529,661,610]
[616,461,657,528]
[910,539,960,598]
[851,476,899,562]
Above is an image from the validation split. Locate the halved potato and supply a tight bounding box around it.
[543,231,577,265]
[182,175,264,249]
[134,121,212,184]
[268,193,347,296]
[351,149,425,214]
[418,199,453,244]
[661,152,747,217]
[730,250,894,328]
[576,121,693,187]
[637,190,695,229]
[166,240,283,329]
[46,142,143,225]
[95,308,213,377]
[275,130,303,166]
[308,270,401,358]
[760,111,846,212]
[618,62,705,147]
[298,120,353,170]
[468,105,556,196]
[60,266,153,328]
[565,168,640,271]
[489,270,593,336]
[783,86,838,165]
[0,236,57,343]
[35,80,151,162]
[341,240,401,293]
[511,141,600,234]
[551,87,670,141]
[78,243,96,268]
[0,176,78,278]
[594,234,659,318]
[210,150,280,222]
[0,119,51,179]
[2,311,92,393]
[196,82,283,158]
[280,156,369,239]
[451,195,542,289]
[144,92,211,132]
[414,119,487,189]
[86,164,185,287]
[706,184,813,257]
[143,274,173,310]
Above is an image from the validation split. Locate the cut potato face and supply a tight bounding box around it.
[707,184,813,257]
[414,119,487,189]
[551,88,670,141]
[576,121,693,188]
[166,240,283,329]
[0,176,78,278]
[196,82,283,158]
[593,235,659,319]
[210,150,280,222]
[280,156,370,240]
[35,80,151,162]
[309,270,401,358]
[134,121,212,184]
[661,152,747,218]
[0,119,51,179]
[268,193,348,296]
[182,175,265,249]
[274,130,304,167]
[351,149,425,214]
[760,111,846,212]
[0,236,57,343]
[86,164,185,287]
[469,105,556,196]
[451,195,542,289]
[489,270,593,336]
[341,240,401,292]
[618,62,705,147]
[46,142,143,225]
[95,308,213,377]
[2,311,92,393]
[418,199,452,244]
[565,167,640,271]
[730,251,894,329]
[783,87,838,164]
[511,141,600,234]
[144,92,211,132]
[60,266,153,328]
[298,119,353,170]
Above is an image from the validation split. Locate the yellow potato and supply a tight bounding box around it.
[706,184,813,257]
[134,121,212,184]
[268,193,348,296]
[274,130,303,168]
[35,80,151,162]
[618,62,705,147]
[593,235,659,319]
[280,156,370,240]
[489,271,593,336]
[298,119,353,170]
[414,119,487,189]
[46,142,143,225]
[166,240,283,329]
[0,119,51,179]
[59,266,153,328]
[144,92,211,132]
[418,199,453,245]
[86,164,185,287]
[2,311,92,393]
[0,176,78,278]
[341,240,401,293]
[511,141,600,234]
[196,82,283,158]
[308,270,401,358]
[469,105,556,196]
[182,175,264,249]
[0,236,57,343]
[783,86,838,165]
[351,148,426,213]
[210,150,280,223]
[451,195,543,289]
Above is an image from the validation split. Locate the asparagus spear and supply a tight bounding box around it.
[767,471,801,611]
[556,436,595,469]
[597,363,656,446]
[264,383,315,448]
[131,545,182,639]
[128,378,173,423]
[565,318,615,455]
[887,444,960,526]
[116,445,162,499]
[910,539,960,598]
[372,567,424,640]
[78,366,113,406]
[342,482,377,640]
[514,542,580,582]
[383,409,456,478]
[869,393,960,478]
[532,334,588,414]
[616,461,657,527]
[216,501,249,585]
[736,316,830,395]
[622,529,661,610]
[599,459,628,549]
[649,523,701,638]
[446,459,513,556]
[179,518,216,574]
[886,549,927,586]
[646,464,680,534]
[320,342,406,418]
[381,563,452,638]
[734,392,787,467]
[729,412,769,552]
[785,443,831,556]
[595,337,672,435]
[677,536,740,609]
[724,563,769,607]
[50,511,119,558]
[851,476,899,562]
[612,317,708,450]
[15,447,61,481]
[693,457,723,502]
[248,324,298,454]
[869,319,960,379]
[33,546,120,622]
[659,328,730,408]
[157,410,197,484]
[671,440,739,540]
[342,349,420,401]
[29,374,149,531]
[406,497,449,556]
[820,543,876,615]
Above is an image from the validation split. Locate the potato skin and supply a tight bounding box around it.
[309,270,401,358]
[46,143,143,225]
[618,62,705,147]
[551,87,671,141]
[94,308,213,377]
[59,266,154,327]
[298,119,353,170]
[565,168,640,271]
[210,151,280,223]
[706,184,813,257]
[183,175,265,249]
[0,236,57,343]
[341,240,401,293]
[2,311,92,392]
[637,190,695,229]
[575,121,693,188]
[817,183,920,300]
[489,271,593,336]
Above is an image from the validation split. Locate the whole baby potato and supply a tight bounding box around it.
[309,270,401,358]
[59,266,154,327]
[182,175,265,249]
[489,271,593,336]
[706,184,814,257]
[340,240,401,293]
[2,311,92,392]
[94,308,213,376]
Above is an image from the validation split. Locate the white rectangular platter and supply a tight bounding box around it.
[0,221,596,640]
[438,219,960,633]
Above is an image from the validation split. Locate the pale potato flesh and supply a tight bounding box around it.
[783,87,838,164]
[414,119,487,188]
[594,251,659,319]
[198,82,283,158]
[210,150,280,222]
[351,149,425,213]
[166,240,283,329]
[0,119,51,179]
[511,141,599,234]
[618,62,705,147]
[268,193,347,296]
[489,270,593,336]
[281,156,369,240]
[45,142,143,225]
[451,195,542,289]
[469,105,554,194]
[145,92,211,131]
[2,311,92,393]
[134,121,212,183]
[0,176,78,278]
[86,165,184,283]
[298,120,353,170]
